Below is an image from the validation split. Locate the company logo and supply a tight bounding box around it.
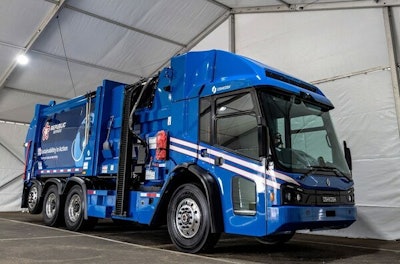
[42,121,67,141]
[42,122,50,141]
[50,122,67,134]
[326,178,331,187]
[212,85,231,94]
[322,196,337,203]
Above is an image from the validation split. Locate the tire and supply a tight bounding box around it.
[256,231,295,245]
[64,185,97,231]
[27,182,42,214]
[42,185,63,226]
[167,183,220,253]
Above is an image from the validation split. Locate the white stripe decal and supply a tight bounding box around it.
[203,146,299,186]
[171,143,280,189]
[267,179,281,189]
[198,155,214,165]
[220,162,281,189]
[170,137,198,150]
[221,163,259,181]
[169,145,197,158]
[170,137,298,188]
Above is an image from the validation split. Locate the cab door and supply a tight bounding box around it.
[198,89,268,236]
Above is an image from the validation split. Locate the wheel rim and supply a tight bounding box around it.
[28,186,38,210]
[175,198,201,239]
[45,193,57,218]
[67,193,81,223]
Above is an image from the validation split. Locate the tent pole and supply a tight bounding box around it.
[229,14,236,53]
[383,7,400,137]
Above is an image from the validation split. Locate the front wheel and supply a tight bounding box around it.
[167,184,220,253]
[64,185,97,231]
[42,185,63,226]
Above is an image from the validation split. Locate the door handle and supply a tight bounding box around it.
[214,156,224,166]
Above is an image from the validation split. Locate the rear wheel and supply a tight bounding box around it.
[167,184,220,253]
[64,185,97,231]
[27,182,42,214]
[42,185,63,226]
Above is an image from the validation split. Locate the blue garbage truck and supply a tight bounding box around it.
[22,50,356,253]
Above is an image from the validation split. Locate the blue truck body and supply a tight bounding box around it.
[22,50,356,253]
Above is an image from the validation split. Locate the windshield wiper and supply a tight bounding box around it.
[301,166,351,180]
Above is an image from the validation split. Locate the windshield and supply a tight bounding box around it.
[259,90,351,177]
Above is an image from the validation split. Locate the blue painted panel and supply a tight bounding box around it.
[266,205,356,234]
[87,190,115,218]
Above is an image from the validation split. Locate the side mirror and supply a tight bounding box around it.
[343,141,352,171]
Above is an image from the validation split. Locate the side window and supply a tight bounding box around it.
[215,93,259,159]
[200,98,211,144]
[216,93,254,115]
[232,176,256,215]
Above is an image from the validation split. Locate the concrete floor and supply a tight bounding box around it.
[0,212,399,263]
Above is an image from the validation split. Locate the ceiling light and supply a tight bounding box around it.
[16,54,29,65]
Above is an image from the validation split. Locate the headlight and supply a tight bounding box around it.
[346,188,355,204]
[285,191,292,202]
[282,185,304,205]
[296,193,302,202]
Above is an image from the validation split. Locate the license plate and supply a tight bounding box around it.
[322,196,337,203]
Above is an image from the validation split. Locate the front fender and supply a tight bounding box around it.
[151,163,224,233]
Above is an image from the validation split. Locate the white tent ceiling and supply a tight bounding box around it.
[1,0,399,124]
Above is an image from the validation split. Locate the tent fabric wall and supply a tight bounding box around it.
[195,6,400,240]
[0,122,27,211]
[229,8,400,240]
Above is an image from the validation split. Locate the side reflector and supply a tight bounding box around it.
[269,191,275,202]
[23,141,32,180]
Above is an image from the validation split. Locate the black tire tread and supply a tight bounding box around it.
[42,185,63,227]
[167,183,220,253]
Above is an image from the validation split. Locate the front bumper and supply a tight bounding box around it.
[267,205,357,234]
